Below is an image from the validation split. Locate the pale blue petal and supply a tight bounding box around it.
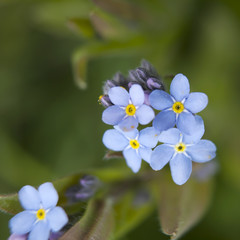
[108,87,129,106]
[153,110,176,131]
[123,148,142,173]
[9,211,35,235]
[183,115,205,144]
[18,185,41,210]
[8,233,28,240]
[47,207,68,232]
[38,182,58,210]
[150,145,174,171]
[129,84,144,106]
[28,221,50,240]
[102,106,125,125]
[184,92,208,113]
[139,147,152,163]
[135,105,155,125]
[170,154,192,185]
[187,140,216,163]
[138,127,160,148]
[170,74,190,101]
[118,116,138,132]
[103,129,128,151]
[158,128,181,145]
[114,125,138,139]
[149,90,173,110]
[177,112,197,135]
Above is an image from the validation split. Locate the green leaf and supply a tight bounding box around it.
[59,198,115,240]
[67,18,95,39]
[158,174,214,240]
[0,194,22,215]
[72,38,144,89]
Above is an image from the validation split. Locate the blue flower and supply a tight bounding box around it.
[102,84,155,131]
[150,128,216,185]
[149,74,208,133]
[102,127,159,173]
[9,182,68,240]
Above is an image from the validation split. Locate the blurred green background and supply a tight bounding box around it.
[0,0,240,239]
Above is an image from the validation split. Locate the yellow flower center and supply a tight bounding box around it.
[172,102,184,113]
[98,95,103,104]
[36,209,46,220]
[125,104,136,116]
[130,139,140,149]
[175,143,186,153]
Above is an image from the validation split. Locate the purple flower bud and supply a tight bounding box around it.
[98,95,112,107]
[80,175,100,189]
[146,78,162,90]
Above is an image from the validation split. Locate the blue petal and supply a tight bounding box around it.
[177,112,197,135]
[108,87,129,106]
[38,182,58,210]
[123,148,142,173]
[183,115,205,144]
[129,84,144,106]
[170,74,190,101]
[187,140,216,163]
[138,127,160,148]
[135,104,155,125]
[8,234,28,240]
[150,144,174,171]
[28,221,50,240]
[139,147,152,163]
[102,106,125,125]
[114,125,138,139]
[149,90,173,110]
[18,185,41,210]
[184,92,208,113]
[170,154,192,185]
[158,128,181,145]
[153,110,176,131]
[47,206,68,232]
[103,129,128,151]
[9,211,35,235]
[118,116,138,132]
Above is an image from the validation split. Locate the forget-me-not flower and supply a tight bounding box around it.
[150,128,216,185]
[102,84,155,131]
[149,74,208,133]
[9,182,68,240]
[103,127,158,173]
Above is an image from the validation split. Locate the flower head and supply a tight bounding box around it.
[102,84,155,131]
[150,128,216,185]
[102,127,159,173]
[149,74,208,134]
[9,182,68,240]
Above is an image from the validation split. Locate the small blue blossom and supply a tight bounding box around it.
[102,84,155,132]
[149,74,208,134]
[150,128,216,185]
[9,182,68,240]
[102,127,158,173]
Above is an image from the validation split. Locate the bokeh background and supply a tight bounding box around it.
[0,0,240,239]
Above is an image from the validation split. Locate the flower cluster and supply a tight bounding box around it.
[101,60,216,185]
[9,183,68,240]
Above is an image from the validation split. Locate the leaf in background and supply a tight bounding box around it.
[90,9,130,40]
[67,18,95,39]
[60,198,114,240]
[0,194,21,215]
[92,0,148,22]
[158,174,214,240]
[72,37,144,89]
